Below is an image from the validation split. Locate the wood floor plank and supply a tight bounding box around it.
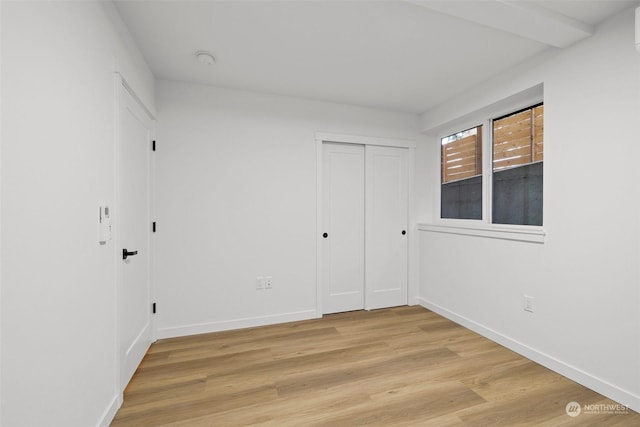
[274,347,459,397]
[111,306,640,426]
[144,326,341,368]
[133,348,273,382]
[114,384,278,426]
[455,379,603,426]
[163,389,374,427]
[314,381,485,426]
[460,359,570,402]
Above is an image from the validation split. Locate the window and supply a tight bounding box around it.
[440,126,483,220]
[440,103,543,226]
[492,104,543,226]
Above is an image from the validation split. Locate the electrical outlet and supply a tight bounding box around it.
[256,276,265,290]
[523,295,534,313]
[265,276,273,290]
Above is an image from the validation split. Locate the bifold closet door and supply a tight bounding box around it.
[365,145,408,310]
[322,143,365,314]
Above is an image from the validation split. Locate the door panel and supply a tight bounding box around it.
[322,143,365,314]
[365,145,408,310]
[118,84,153,389]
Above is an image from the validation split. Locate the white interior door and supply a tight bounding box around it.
[322,143,365,314]
[118,83,153,389]
[365,145,408,310]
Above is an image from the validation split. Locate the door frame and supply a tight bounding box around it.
[315,132,417,316]
[114,74,156,394]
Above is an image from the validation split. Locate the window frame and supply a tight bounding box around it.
[433,96,545,241]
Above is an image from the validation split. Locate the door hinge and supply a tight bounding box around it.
[152,221,156,233]
[152,302,157,314]
[152,140,156,151]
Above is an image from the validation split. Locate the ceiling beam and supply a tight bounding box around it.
[405,0,594,48]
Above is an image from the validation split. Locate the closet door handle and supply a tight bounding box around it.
[122,249,139,260]
[401,230,406,235]
[322,233,328,238]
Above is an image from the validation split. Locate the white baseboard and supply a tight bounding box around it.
[417,297,640,413]
[156,309,318,339]
[97,392,122,427]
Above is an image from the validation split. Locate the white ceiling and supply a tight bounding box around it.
[114,0,636,113]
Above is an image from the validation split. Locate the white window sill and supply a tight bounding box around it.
[417,223,545,243]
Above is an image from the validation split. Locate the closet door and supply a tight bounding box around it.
[322,143,365,314]
[365,145,409,310]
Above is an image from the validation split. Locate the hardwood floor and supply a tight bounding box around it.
[112,306,639,426]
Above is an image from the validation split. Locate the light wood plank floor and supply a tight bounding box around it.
[112,306,639,426]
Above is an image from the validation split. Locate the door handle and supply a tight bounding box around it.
[401,230,406,235]
[122,249,139,260]
[323,233,328,238]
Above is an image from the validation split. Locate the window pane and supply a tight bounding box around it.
[441,175,482,219]
[492,162,543,225]
[441,125,482,220]
[492,105,543,226]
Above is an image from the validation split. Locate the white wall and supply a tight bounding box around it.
[0,1,4,423]
[417,7,640,411]
[155,81,423,338]
[1,1,154,426]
